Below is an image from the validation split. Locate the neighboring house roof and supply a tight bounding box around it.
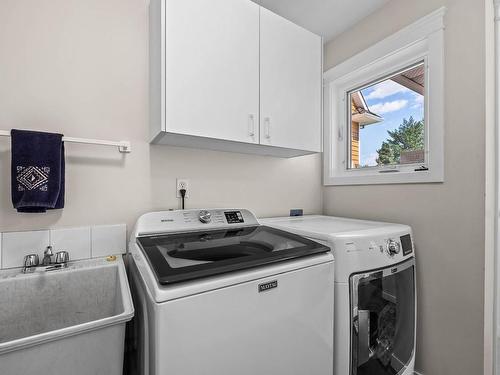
[351,91,383,126]
[391,64,424,95]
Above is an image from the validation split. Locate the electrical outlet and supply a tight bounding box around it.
[176,179,189,198]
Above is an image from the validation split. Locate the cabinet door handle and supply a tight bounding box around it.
[248,114,255,137]
[264,117,271,139]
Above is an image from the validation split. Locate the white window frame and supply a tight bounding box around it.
[323,7,445,185]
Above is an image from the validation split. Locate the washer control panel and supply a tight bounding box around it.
[197,210,245,224]
[135,209,259,236]
[198,210,212,224]
[224,211,244,224]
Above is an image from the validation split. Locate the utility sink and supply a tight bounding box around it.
[0,257,134,375]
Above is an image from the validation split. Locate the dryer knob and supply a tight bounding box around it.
[198,210,212,224]
[387,239,401,257]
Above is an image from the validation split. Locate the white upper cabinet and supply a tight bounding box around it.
[259,8,322,152]
[150,0,322,157]
[163,0,260,143]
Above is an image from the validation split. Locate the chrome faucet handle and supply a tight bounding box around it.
[23,254,39,273]
[54,251,70,266]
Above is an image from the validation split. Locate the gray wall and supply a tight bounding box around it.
[0,0,323,232]
[323,0,486,374]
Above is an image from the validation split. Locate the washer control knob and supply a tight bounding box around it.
[198,210,212,224]
[387,239,401,257]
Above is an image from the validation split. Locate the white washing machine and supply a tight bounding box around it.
[128,209,335,375]
[260,215,416,375]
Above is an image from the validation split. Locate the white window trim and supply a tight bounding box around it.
[323,7,446,186]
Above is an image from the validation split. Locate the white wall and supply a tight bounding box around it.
[0,0,323,233]
[324,0,487,374]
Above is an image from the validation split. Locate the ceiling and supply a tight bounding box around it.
[253,0,390,42]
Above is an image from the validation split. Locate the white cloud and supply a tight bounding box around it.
[411,93,424,109]
[365,80,410,100]
[370,99,408,114]
[414,94,424,104]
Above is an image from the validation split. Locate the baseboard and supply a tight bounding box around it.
[414,371,424,375]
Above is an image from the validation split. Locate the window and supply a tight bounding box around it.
[348,62,425,170]
[323,8,445,185]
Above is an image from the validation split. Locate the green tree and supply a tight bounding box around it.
[376,116,424,165]
[376,141,397,165]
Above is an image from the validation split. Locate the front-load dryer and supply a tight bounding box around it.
[128,209,334,375]
[261,215,416,375]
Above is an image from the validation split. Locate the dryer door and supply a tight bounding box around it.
[350,258,415,375]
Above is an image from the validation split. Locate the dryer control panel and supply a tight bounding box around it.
[400,234,413,256]
[346,234,413,259]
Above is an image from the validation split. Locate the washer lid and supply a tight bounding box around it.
[136,225,329,285]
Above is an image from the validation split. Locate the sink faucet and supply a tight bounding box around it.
[42,246,53,266]
[22,249,70,273]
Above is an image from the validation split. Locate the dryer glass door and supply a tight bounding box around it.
[350,258,415,375]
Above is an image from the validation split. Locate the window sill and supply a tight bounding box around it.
[324,169,444,186]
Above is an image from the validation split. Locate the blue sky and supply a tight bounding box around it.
[358,79,424,166]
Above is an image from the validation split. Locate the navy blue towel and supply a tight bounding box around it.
[11,129,65,213]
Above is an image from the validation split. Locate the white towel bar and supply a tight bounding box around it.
[0,130,131,153]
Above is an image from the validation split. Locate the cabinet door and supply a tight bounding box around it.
[165,0,260,143]
[260,8,322,152]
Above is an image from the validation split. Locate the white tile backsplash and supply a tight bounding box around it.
[91,224,127,258]
[0,224,126,269]
[50,227,91,261]
[1,230,50,269]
